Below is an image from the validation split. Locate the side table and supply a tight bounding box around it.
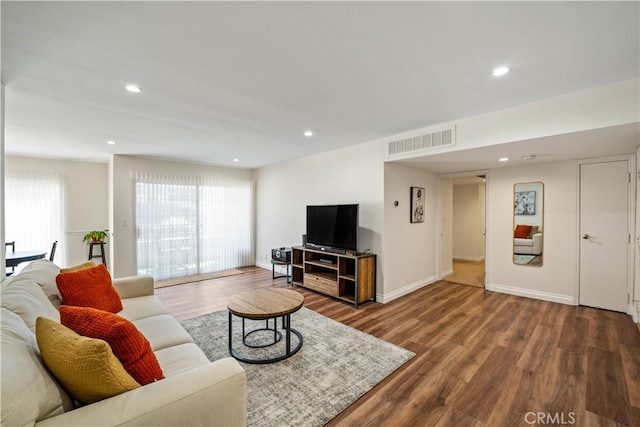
[271,259,291,283]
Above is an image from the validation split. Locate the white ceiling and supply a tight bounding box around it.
[2,1,639,170]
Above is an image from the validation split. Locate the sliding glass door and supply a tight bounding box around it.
[135,173,253,280]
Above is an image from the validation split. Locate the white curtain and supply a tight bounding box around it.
[199,177,254,273]
[5,172,64,264]
[134,172,254,280]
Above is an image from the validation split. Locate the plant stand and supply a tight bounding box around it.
[88,241,106,264]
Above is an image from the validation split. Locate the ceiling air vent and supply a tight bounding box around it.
[388,126,456,156]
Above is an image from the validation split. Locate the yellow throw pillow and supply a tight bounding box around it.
[35,317,140,405]
[60,260,97,273]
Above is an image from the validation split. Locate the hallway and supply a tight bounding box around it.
[444,259,485,288]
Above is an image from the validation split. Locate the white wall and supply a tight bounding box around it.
[254,141,386,290]
[486,160,577,304]
[452,183,486,261]
[4,155,108,267]
[109,155,254,278]
[388,78,639,160]
[1,83,5,271]
[440,180,453,277]
[382,163,439,301]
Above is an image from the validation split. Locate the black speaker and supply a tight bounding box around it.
[272,247,291,262]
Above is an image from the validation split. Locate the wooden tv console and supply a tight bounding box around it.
[290,246,376,308]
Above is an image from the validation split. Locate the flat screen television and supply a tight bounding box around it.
[306,204,358,253]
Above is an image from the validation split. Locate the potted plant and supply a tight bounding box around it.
[82,230,109,244]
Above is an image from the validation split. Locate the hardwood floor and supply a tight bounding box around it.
[156,266,640,426]
[444,259,485,288]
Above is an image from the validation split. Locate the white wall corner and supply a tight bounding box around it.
[376,274,439,304]
[441,268,454,279]
[487,282,575,306]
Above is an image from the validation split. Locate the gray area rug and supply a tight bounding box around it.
[514,254,536,265]
[181,307,415,427]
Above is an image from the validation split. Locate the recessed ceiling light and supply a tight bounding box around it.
[106,140,117,145]
[499,157,509,162]
[522,155,537,161]
[492,66,510,77]
[304,130,313,137]
[233,158,239,162]
[125,84,142,93]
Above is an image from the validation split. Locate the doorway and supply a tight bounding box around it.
[446,176,486,288]
[579,159,632,313]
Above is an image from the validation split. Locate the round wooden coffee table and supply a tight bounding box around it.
[227,288,304,364]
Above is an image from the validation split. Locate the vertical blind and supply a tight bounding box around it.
[5,172,63,265]
[134,172,254,280]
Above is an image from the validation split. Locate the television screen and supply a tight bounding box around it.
[306,204,358,252]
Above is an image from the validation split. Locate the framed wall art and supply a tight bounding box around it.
[410,186,425,223]
[514,190,536,215]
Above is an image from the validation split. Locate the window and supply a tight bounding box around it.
[5,172,63,264]
[134,172,254,280]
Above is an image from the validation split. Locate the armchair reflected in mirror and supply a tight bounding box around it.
[513,182,543,266]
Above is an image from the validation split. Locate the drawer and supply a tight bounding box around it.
[304,274,338,296]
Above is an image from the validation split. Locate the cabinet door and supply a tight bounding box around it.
[304,274,338,296]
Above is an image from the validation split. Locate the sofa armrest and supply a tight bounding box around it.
[532,233,543,253]
[36,358,247,427]
[112,275,155,299]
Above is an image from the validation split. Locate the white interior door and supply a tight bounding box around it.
[579,160,630,312]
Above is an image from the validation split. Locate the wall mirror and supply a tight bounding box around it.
[513,182,544,266]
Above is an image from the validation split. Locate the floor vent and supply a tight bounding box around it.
[388,126,455,156]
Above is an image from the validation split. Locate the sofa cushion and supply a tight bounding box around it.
[154,343,211,377]
[1,309,73,427]
[514,224,532,238]
[8,259,63,307]
[56,264,123,313]
[36,317,141,405]
[60,306,165,385]
[514,238,535,246]
[132,314,195,351]
[1,279,60,331]
[119,295,169,321]
[60,259,97,273]
[528,225,539,238]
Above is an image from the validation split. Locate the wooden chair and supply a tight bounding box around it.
[49,241,58,262]
[6,241,16,276]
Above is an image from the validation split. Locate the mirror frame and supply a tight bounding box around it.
[513,181,544,266]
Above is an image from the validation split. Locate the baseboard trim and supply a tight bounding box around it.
[256,260,285,272]
[441,268,454,279]
[452,256,486,262]
[487,283,574,305]
[377,274,439,304]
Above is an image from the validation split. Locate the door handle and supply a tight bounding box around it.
[582,234,591,240]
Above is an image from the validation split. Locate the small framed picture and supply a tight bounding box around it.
[410,187,425,223]
[514,191,536,215]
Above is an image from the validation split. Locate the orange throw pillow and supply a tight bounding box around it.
[56,264,123,313]
[514,224,533,239]
[59,306,164,385]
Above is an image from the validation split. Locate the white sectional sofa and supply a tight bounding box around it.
[1,259,246,426]
[514,232,543,255]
